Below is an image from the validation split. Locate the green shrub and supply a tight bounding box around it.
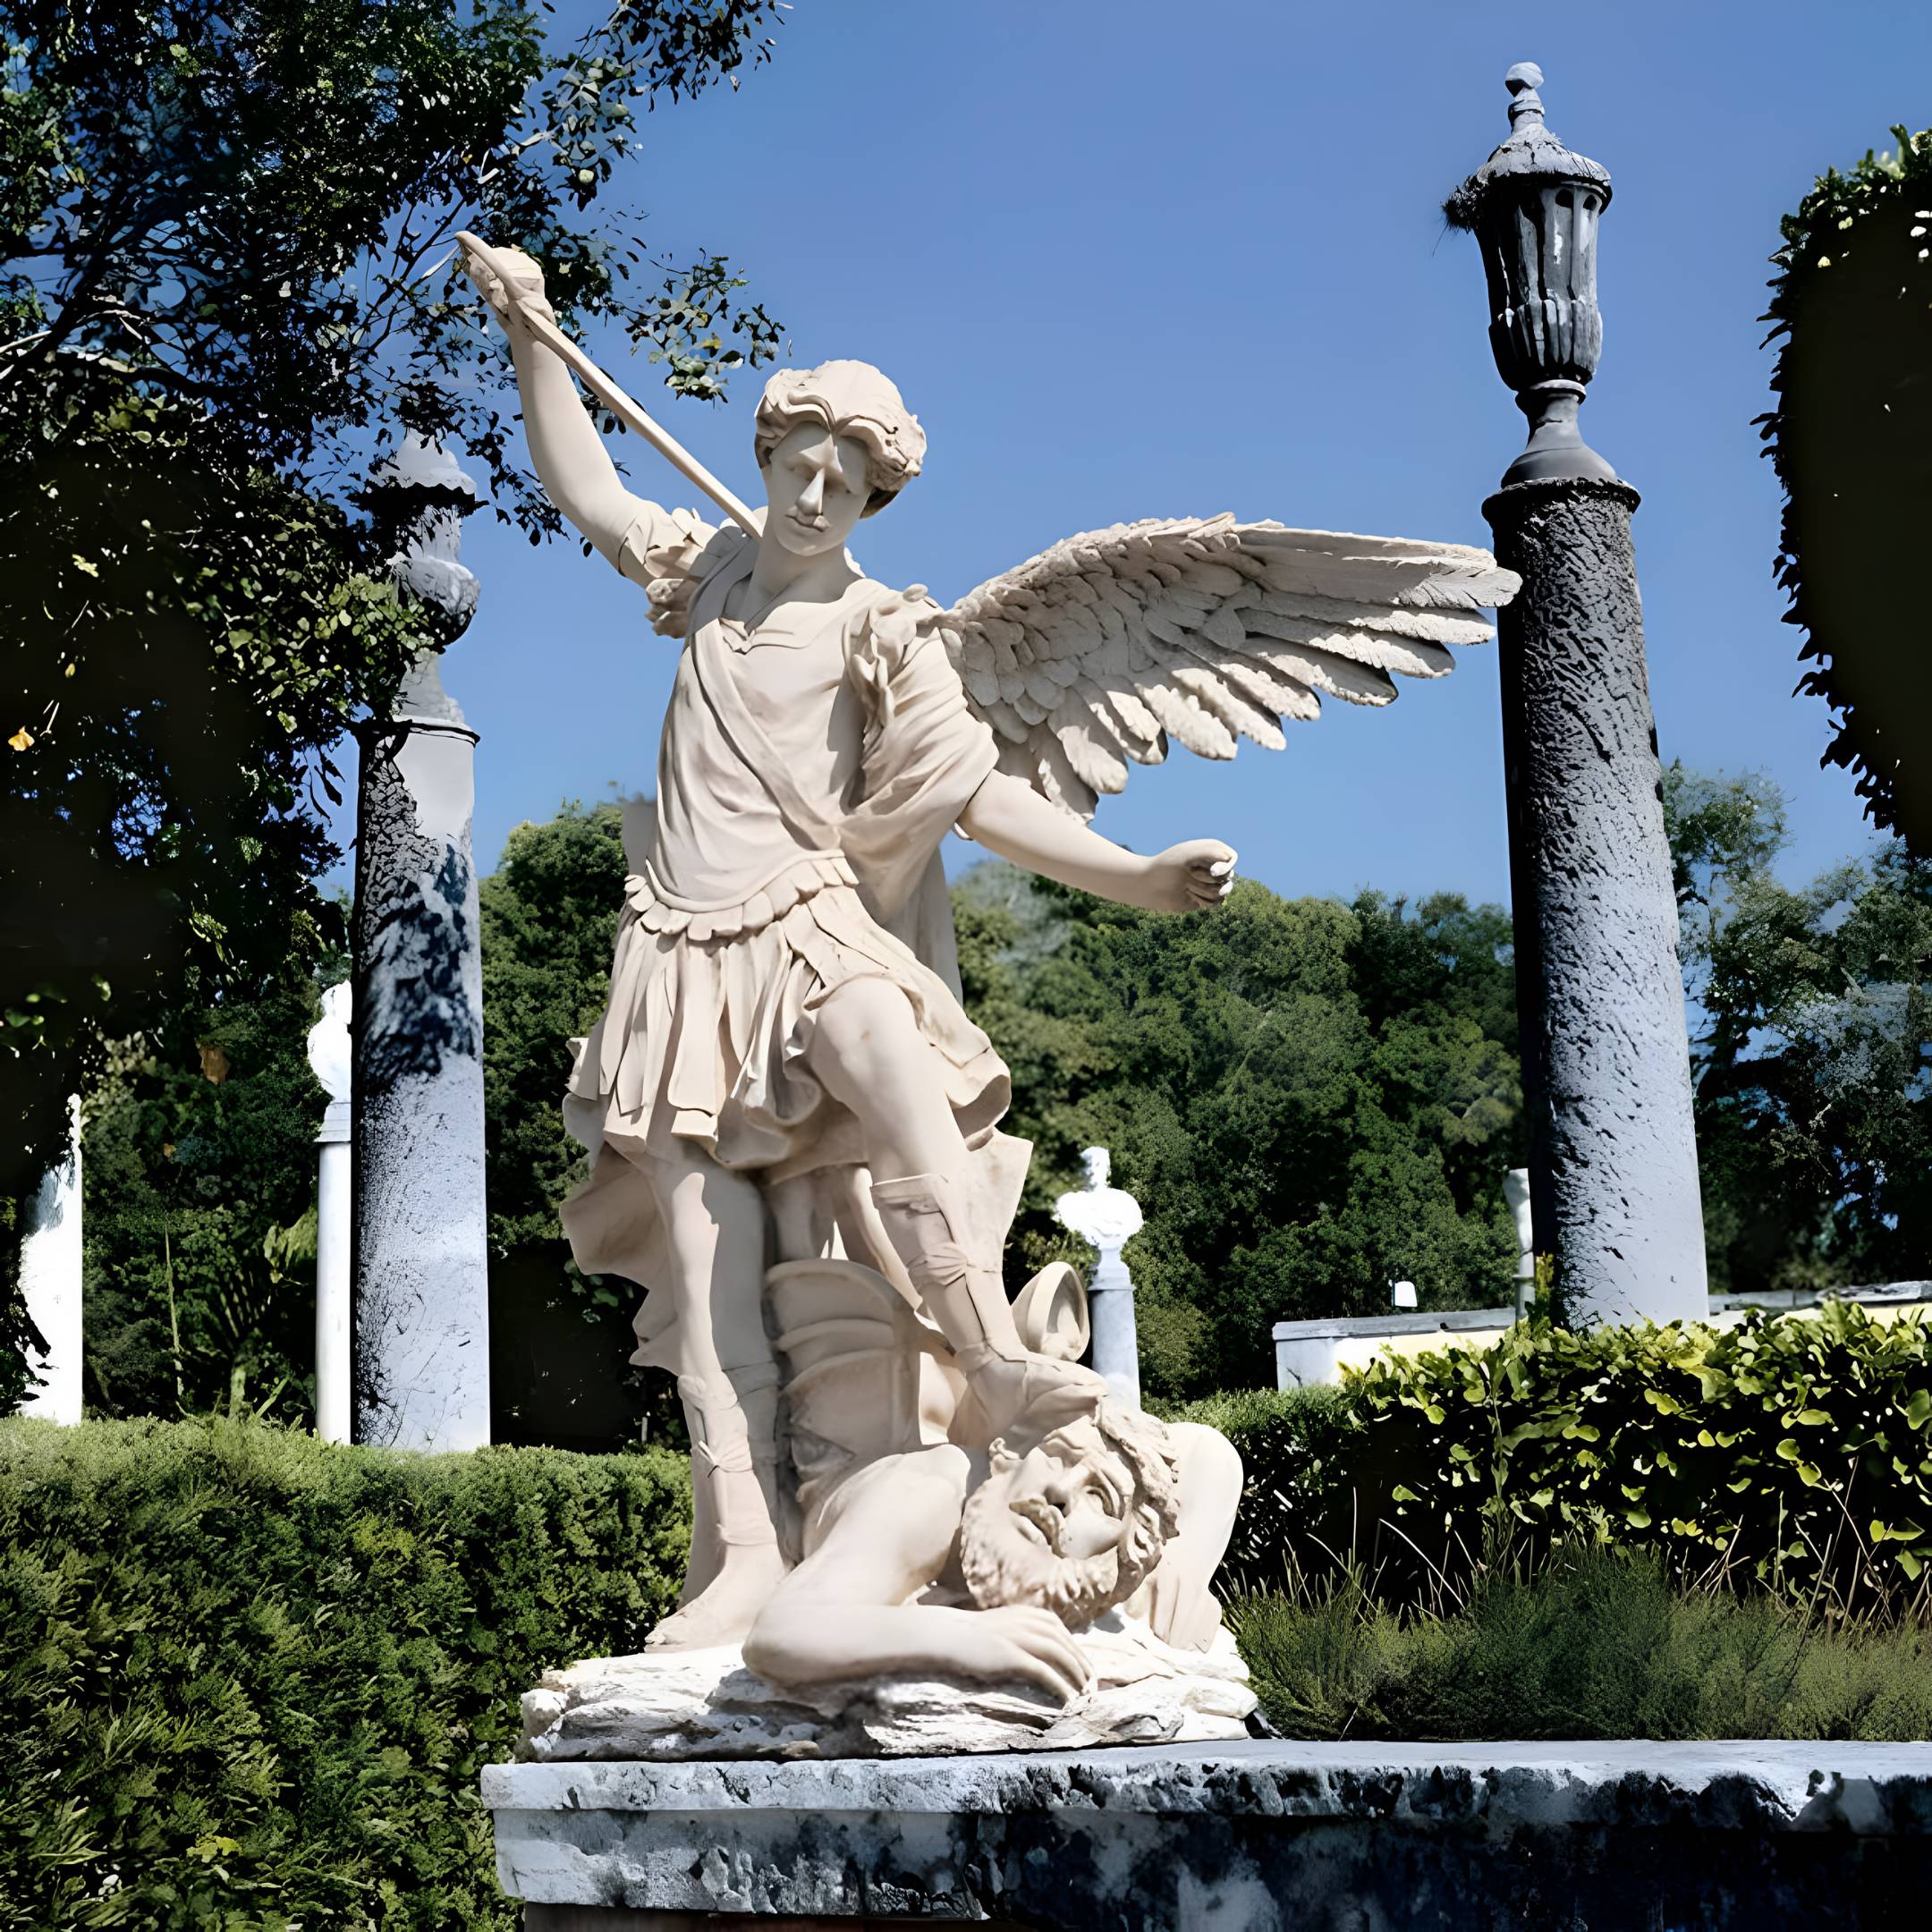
[0,1415,691,1929]
[1159,1385,1362,1583]
[1203,1306,1932,1612]
[1230,1544,1932,1742]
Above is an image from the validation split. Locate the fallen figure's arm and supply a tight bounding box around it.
[741,1444,1094,1705]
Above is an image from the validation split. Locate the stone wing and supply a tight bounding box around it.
[937,515,1520,817]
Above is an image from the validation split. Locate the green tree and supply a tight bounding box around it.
[956,862,1522,1397]
[81,956,335,1422]
[479,797,665,1447]
[1,0,786,1404]
[479,798,627,1264]
[1665,763,1932,1294]
[1763,126,1932,855]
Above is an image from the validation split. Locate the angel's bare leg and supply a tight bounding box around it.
[626,1138,785,1649]
[804,980,1104,1430]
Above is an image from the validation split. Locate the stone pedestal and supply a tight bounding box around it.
[1487,478,1707,1326]
[1085,1248,1140,1409]
[485,1741,1932,1930]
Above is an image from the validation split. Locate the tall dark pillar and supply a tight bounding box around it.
[1453,65,1706,1325]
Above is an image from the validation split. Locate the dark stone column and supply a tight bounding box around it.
[1487,477,1706,1323]
[1453,64,1707,1324]
[351,436,491,1448]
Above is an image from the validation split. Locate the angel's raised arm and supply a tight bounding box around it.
[474,246,669,577]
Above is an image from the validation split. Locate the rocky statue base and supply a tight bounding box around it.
[520,1613,1254,1762]
[486,1741,1932,1931]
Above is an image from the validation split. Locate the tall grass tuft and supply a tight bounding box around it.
[1228,1542,1932,1741]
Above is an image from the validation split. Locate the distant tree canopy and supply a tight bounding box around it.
[479,798,626,1269]
[1762,125,1932,856]
[72,775,1928,1426]
[1665,763,1932,1296]
[0,0,786,1404]
[957,863,1525,1397]
[81,947,335,1425]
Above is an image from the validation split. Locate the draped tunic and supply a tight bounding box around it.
[560,506,1009,1288]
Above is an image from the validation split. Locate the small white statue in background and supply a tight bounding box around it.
[304,979,352,1106]
[1055,1148,1144,1255]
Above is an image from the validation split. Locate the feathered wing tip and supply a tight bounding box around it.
[937,514,1520,817]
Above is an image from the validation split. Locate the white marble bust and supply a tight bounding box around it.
[1055,1148,1143,1255]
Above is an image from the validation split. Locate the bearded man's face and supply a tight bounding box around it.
[958,1414,1166,1629]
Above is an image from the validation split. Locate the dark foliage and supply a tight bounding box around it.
[1666,764,1932,1295]
[82,956,336,1425]
[1761,126,1932,855]
[1,0,786,1403]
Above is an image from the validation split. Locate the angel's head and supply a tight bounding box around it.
[753,360,925,556]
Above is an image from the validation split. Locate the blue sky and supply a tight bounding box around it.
[335,0,1932,909]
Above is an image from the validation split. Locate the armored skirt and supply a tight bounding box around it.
[565,852,1007,1182]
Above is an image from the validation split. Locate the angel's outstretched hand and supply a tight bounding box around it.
[1141,839,1236,914]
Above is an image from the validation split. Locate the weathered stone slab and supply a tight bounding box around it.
[518,1615,1253,1762]
[486,1739,1932,1929]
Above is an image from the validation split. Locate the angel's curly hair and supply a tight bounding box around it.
[753,360,926,516]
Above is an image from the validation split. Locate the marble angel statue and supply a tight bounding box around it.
[464,237,1517,1680]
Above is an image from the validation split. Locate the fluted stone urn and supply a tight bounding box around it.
[1446,62,1616,485]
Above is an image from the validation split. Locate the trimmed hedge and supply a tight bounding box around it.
[1186,1305,1932,1610]
[0,1416,689,1930]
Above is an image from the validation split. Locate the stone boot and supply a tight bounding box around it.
[869,1172,1106,1437]
[645,1372,785,1650]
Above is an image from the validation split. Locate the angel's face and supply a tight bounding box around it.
[761,423,870,557]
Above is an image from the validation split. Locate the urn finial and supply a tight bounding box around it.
[1449,62,1618,487]
[1504,62,1545,130]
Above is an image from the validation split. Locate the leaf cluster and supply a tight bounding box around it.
[1665,764,1932,1295]
[80,947,340,1426]
[1760,124,1932,853]
[1285,1304,1932,1614]
[1,0,786,1402]
[1,376,429,1389]
[0,1412,689,1928]
[478,799,627,1263]
[0,0,786,502]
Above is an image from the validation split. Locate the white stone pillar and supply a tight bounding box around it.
[351,434,491,1452]
[1085,1248,1141,1410]
[20,1096,82,1424]
[307,982,352,1444]
[1054,1148,1143,1410]
[1504,1166,1535,1317]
